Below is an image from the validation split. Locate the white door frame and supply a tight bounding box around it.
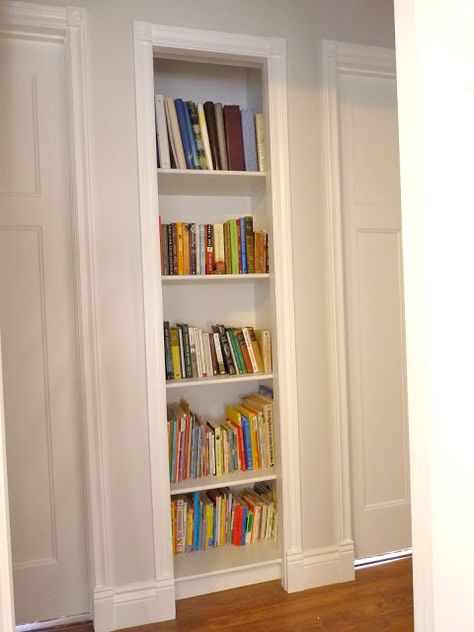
[0,2,109,626]
[0,332,15,632]
[321,40,397,558]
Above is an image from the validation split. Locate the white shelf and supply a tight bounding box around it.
[170,467,277,495]
[174,539,280,580]
[157,168,266,196]
[162,274,270,283]
[166,372,273,389]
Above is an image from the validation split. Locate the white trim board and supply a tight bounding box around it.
[321,40,396,570]
[0,3,110,630]
[133,20,303,621]
[0,334,15,632]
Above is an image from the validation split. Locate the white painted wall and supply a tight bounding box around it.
[22,0,395,590]
[394,1,474,630]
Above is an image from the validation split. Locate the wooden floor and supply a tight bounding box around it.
[119,557,413,632]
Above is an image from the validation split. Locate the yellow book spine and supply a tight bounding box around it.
[176,221,184,275]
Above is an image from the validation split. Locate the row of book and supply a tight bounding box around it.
[160,217,269,276]
[168,393,274,484]
[171,482,276,554]
[155,95,265,172]
[164,323,272,381]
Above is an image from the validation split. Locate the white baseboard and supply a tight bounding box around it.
[16,614,91,631]
[92,544,354,630]
[175,557,281,600]
[93,577,175,632]
[300,542,355,591]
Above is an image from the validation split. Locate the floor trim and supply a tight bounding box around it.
[355,548,412,569]
[16,614,92,632]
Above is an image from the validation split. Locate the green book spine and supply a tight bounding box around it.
[244,216,255,274]
[229,219,239,274]
[227,328,246,374]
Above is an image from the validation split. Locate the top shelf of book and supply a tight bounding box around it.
[157,168,266,196]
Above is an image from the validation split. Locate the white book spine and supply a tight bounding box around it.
[165,97,186,170]
[154,94,171,169]
[202,333,214,378]
[213,332,226,374]
[242,327,259,372]
[197,328,207,377]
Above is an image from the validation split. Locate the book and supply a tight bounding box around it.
[256,329,272,372]
[244,216,255,274]
[205,224,213,274]
[213,332,226,375]
[254,230,268,273]
[214,324,236,375]
[176,222,184,274]
[188,100,207,169]
[242,327,259,373]
[197,103,213,170]
[241,108,258,172]
[223,105,245,171]
[183,100,200,169]
[164,97,186,170]
[204,101,221,170]
[226,328,246,374]
[170,327,182,379]
[214,102,228,170]
[154,94,171,169]
[239,217,247,274]
[183,223,190,275]
[247,326,265,372]
[235,328,253,373]
[213,224,225,274]
[175,98,194,169]
[163,321,174,380]
[228,219,239,274]
[255,112,265,172]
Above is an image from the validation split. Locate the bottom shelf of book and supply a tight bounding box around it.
[174,539,281,580]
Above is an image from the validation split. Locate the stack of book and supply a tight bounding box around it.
[160,217,269,276]
[167,392,275,484]
[163,323,272,381]
[155,95,265,172]
[170,482,276,554]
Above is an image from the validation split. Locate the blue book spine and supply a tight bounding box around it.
[239,217,247,273]
[241,109,258,172]
[212,499,217,547]
[175,98,194,169]
[184,101,200,169]
[193,491,200,551]
[241,506,248,545]
[241,416,253,470]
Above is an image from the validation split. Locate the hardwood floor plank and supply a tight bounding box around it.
[118,557,413,632]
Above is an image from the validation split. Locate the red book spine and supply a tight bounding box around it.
[223,105,245,171]
[205,224,214,274]
[232,503,243,545]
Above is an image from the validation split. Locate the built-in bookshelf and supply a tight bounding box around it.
[134,22,302,622]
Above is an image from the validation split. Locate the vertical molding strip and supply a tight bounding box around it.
[321,39,396,564]
[0,334,15,632]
